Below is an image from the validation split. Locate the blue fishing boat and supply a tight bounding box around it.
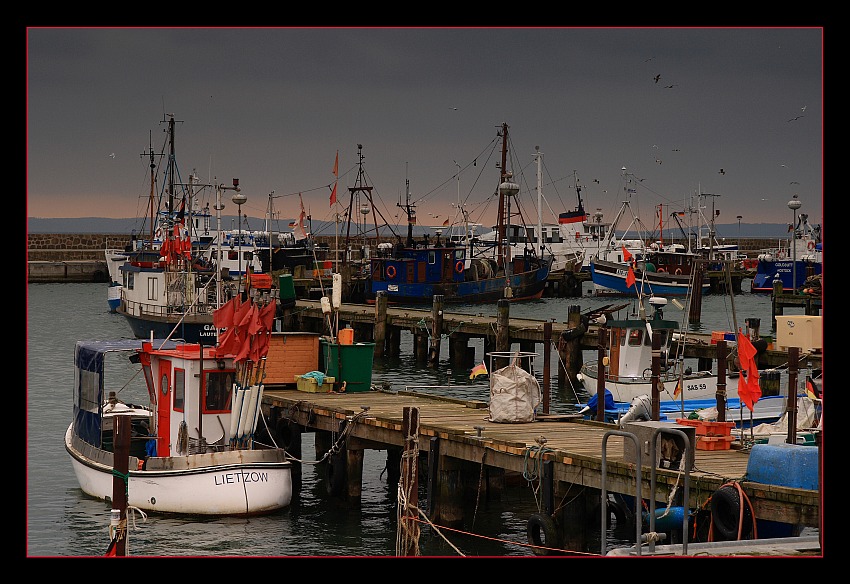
[364,123,552,305]
[750,201,822,293]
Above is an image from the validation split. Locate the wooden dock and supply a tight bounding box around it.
[287,300,821,371]
[260,386,820,553]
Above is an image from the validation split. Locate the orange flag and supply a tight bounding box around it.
[736,328,762,411]
[625,264,636,288]
[442,218,450,227]
[622,244,633,262]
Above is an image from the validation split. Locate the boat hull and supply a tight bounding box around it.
[580,364,741,403]
[369,272,547,304]
[117,310,218,344]
[750,259,822,293]
[590,258,707,296]
[65,425,292,516]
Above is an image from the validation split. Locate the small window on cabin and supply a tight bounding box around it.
[126,271,135,290]
[147,277,158,301]
[628,328,643,346]
[173,369,185,411]
[428,251,436,264]
[228,250,238,261]
[455,249,464,260]
[205,370,233,412]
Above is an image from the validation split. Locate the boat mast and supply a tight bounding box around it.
[343,144,374,264]
[534,146,543,257]
[496,123,509,269]
[398,175,416,247]
[141,131,161,246]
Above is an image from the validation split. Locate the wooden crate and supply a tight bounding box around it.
[263,332,321,385]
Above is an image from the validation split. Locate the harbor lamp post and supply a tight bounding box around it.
[736,215,742,257]
[788,195,802,292]
[232,189,248,292]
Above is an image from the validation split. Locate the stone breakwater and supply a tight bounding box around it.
[27,234,133,262]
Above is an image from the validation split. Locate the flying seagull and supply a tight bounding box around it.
[801,105,807,112]
[787,115,804,122]
[719,169,725,175]
[449,107,458,110]
[664,84,678,88]
[653,74,661,83]
[108,153,115,158]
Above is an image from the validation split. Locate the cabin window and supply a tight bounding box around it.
[173,369,185,411]
[204,370,234,412]
[147,277,158,301]
[454,249,465,261]
[228,250,238,261]
[125,271,135,290]
[428,250,436,264]
[628,328,643,346]
[643,329,670,347]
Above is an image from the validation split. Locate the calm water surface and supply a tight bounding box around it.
[27,281,787,557]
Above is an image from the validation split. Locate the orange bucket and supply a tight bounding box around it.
[338,327,354,345]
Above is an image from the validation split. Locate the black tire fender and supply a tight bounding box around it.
[711,484,752,540]
[527,512,561,555]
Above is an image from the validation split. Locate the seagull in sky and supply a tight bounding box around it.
[653,74,661,84]
[719,169,725,175]
[664,84,678,88]
[449,107,458,110]
[790,181,800,185]
[787,115,804,122]
[108,153,115,158]
[672,148,681,152]
[801,105,807,112]
[593,179,600,184]
[655,159,662,165]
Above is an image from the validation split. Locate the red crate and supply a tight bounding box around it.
[676,419,734,437]
[696,435,735,451]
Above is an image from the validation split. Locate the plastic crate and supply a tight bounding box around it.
[295,375,335,393]
[676,419,734,437]
[696,435,735,451]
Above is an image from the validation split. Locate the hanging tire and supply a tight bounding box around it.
[711,484,752,540]
[527,512,561,555]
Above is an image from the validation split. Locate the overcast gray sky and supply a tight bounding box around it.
[26,27,822,231]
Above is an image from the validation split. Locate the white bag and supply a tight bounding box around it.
[488,364,541,423]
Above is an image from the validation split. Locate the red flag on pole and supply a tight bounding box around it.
[442,218,450,227]
[625,264,636,288]
[621,244,633,262]
[736,328,762,411]
[330,151,339,207]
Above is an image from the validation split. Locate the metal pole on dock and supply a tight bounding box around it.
[651,330,661,420]
[543,321,551,414]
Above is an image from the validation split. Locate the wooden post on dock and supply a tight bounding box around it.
[772,279,783,329]
[689,259,706,324]
[595,324,607,422]
[543,322,551,414]
[716,340,727,422]
[787,347,799,445]
[559,305,584,389]
[399,407,420,556]
[374,291,387,358]
[495,299,510,370]
[429,295,444,368]
[109,414,131,556]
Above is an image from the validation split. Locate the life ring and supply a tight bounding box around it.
[386,265,397,278]
[675,268,683,275]
[657,267,666,273]
[455,260,464,274]
[710,484,753,540]
[527,512,561,554]
[154,227,163,240]
[807,241,815,250]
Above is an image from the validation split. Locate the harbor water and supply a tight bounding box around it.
[27,281,797,557]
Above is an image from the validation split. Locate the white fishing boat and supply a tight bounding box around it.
[65,297,291,516]
[577,295,747,403]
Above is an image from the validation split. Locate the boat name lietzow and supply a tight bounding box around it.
[215,471,271,485]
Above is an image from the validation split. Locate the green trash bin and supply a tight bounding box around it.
[319,339,375,392]
[278,274,296,302]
